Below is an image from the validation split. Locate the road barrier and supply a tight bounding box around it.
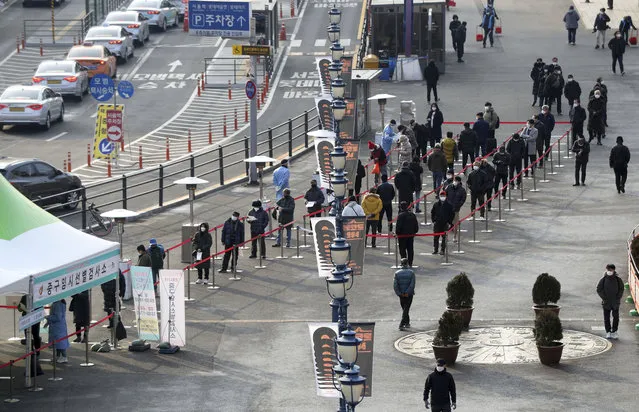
[23,11,95,47]
[208,122,213,144]
[87,144,91,168]
[138,146,143,169]
[234,109,238,130]
[187,130,192,153]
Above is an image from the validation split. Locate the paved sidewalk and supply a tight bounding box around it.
[573,0,639,40]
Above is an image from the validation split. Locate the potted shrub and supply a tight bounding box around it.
[446,272,475,329]
[532,273,561,316]
[431,311,464,365]
[534,310,564,365]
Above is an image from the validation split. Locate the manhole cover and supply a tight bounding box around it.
[394,326,612,364]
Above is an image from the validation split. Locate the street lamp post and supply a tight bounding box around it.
[100,208,139,349]
[243,155,278,202]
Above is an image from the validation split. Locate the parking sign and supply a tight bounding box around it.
[188,1,251,37]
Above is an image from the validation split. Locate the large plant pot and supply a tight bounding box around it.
[431,342,460,365]
[536,342,564,365]
[532,305,561,317]
[447,306,474,329]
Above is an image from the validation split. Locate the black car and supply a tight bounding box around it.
[0,157,82,209]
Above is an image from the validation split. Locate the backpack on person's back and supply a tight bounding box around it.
[149,244,165,271]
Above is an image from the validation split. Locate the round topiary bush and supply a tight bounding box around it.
[533,310,563,347]
[532,273,561,307]
[433,311,464,346]
[446,272,475,309]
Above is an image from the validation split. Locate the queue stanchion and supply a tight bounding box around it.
[213,227,221,260]
[517,175,528,202]
[28,353,43,392]
[391,234,401,268]
[530,166,539,192]
[166,249,170,269]
[300,216,310,248]
[185,262,195,301]
[229,246,242,281]
[556,137,564,168]
[506,183,515,212]
[481,203,492,233]
[254,234,267,269]
[549,145,557,175]
[4,360,19,403]
[421,193,432,226]
[208,256,220,290]
[81,290,94,367]
[276,226,288,259]
[441,232,453,266]
[384,231,393,255]
[540,154,550,182]
[453,224,464,254]
[495,188,506,222]
[468,213,480,243]
[48,342,62,382]
[8,310,20,341]
[564,136,571,160]
[292,227,303,259]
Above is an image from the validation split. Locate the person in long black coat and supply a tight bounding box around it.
[536,67,549,110]
[354,160,366,196]
[454,22,467,63]
[423,60,440,103]
[431,194,454,255]
[69,291,90,343]
[588,92,606,145]
[192,222,212,282]
[530,58,545,106]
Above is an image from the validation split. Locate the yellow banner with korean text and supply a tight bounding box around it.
[92,104,124,160]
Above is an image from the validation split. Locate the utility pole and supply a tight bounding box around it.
[248,17,258,184]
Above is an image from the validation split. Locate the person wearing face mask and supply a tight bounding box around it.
[608,30,626,75]
[483,102,500,142]
[192,222,212,284]
[563,5,580,45]
[304,179,325,217]
[362,187,383,248]
[454,21,467,63]
[492,146,511,199]
[248,200,269,259]
[587,91,605,145]
[480,158,496,211]
[424,358,457,411]
[441,131,458,172]
[609,136,631,193]
[398,124,418,157]
[536,66,550,110]
[596,264,624,339]
[377,174,395,233]
[563,74,582,108]
[272,159,290,201]
[427,144,447,193]
[342,195,366,216]
[458,122,477,169]
[393,258,415,331]
[532,114,548,167]
[397,135,413,170]
[467,161,488,219]
[472,112,490,158]
[220,212,244,273]
[537,106,555,155]
[395,201,419,267]
[521,119,538,177]
[369,141,388,184]
[569,99,587,145]
[423,60,440,103]
[593,8,611,49]
[444,175,467,243]
[506,133,525,189]
[431,191,454,255]
[590,78,609,129]
[395,161,418,206]
[427,103,444,146]
[572,136,590,186]
[382,119,398,171]
[137,244,152,267]
[274,188,295,247]
[543,68,565,115]
[530,58,545,106]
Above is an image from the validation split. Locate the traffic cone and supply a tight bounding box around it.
[279,23,287,41]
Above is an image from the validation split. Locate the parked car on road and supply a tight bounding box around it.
[65,44,117,78]
[32,60,89,101]
[0,85,64,131]
[84,26,135,63]
[167,0,186,22]
[0,157,82,209]
[103,11,151,46]
[127,0,178,32]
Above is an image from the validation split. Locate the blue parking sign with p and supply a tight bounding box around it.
[90,74,115,102]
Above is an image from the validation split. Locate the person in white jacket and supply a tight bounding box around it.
[342,196,366,217]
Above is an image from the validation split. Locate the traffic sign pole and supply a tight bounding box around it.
[249,17,258,184]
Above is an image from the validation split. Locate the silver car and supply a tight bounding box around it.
[167,0,185,22]
[85,26,135,63]
[32,60,89,101]
[0,85,64,131]
[103,11,150,46]
[128,0,178,32]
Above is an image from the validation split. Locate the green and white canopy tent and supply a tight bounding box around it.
[0,176,120,306]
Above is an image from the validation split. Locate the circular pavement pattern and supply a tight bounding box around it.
[394,326,612,364]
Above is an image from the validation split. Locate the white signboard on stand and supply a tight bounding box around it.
[131,266,160,341]
[159,270,186,346]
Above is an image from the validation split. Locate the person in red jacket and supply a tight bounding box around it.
[369,141,387,184]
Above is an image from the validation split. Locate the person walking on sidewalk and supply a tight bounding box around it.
[427,103,444,145]
[69,291,89,343]
[445,175,467,243]
[596,263,624,339]
[572,136,590,186]
[569,99,587,145]
[396,201,419,266]
[272,159,290,201]
[563,5,580,45]
[608,31,626,75]
[424,60,440,103]
[619,16,637,44]
[377,174,395,233]
[454,21,467,62]
[530,58,545,106]
[424,358,457,411]
[248,200,269,258]
[431,191,454,255]
[479,4,498,48]
[192,222,212,284]
[593,8,611,50]
[393,258,416,331]
[564,74,582,108]
[221,212,244,273]
[609,136,631,193]
[362,188,383,248]
[458,122,477,168]
[449,14,461,51]
[588,90,605,145]
[274,189,295,247]
[304,179,325,217]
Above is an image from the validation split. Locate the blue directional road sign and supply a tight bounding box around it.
[245,80,256,100]
[188,1,251,38]
[117,81,135,99]
[89,74,115,102]
[98,138,115,155]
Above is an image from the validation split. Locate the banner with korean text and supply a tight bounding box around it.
[130,266,160,341]
[310,217,366,278]
[159,270,186,346]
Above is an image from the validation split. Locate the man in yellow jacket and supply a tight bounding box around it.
[441,131,459,172]
[362,187,383,248]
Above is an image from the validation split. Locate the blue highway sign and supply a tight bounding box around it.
[90,74,115,102]
[188,1,251,38]
[117,81,135,99]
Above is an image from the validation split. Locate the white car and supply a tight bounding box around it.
[103,11,150,46]
[128,0,178,32]
[167,0,185,22]
[85,26,135,63]
[32,60,89,101]
[0,85,64,131]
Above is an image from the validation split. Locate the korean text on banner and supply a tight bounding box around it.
[310,217,366,277]
[92,104,124,160]
[159,269,186,346]
[188,1,251,38]
[308,323,340,398]
[351,322,375,397]
[33,249,120,307]
[131,266,160,341]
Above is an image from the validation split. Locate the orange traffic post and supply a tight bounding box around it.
[290,0,295,17]
[223,115,227,137]
[16,36,20,54]
[228,80,232,100]
[279,3,282,18]
[87,144,91,167]
[244,101,248,123]
[63,159,67,172]
[183,10,189,32]
[197,83,201,97]
[21,33,25,49]
[265,73,269,93]
[165,137,170,160]
[107,158,112,177]
[279,23,286,41]
[67,152,72,172]
[39,38,43,56]
[208,121,213,144]
[120,138,124,152]
[138,146,143,169]
[261,88,265,104]
[187,129,192,153]
[234,109,238,130]
[257,93,261,110]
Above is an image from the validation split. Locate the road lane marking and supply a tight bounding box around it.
[46,132,68,142]
[314,39,326,47]
[120,47,154,81]
[290,39,302,47]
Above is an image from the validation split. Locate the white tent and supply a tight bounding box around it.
[0,176,119,306]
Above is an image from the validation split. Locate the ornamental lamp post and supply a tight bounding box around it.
[327,23,341,43]
[328,6,341,25]
[330,42,345,61]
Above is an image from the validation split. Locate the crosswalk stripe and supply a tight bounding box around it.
[290,39,302,47]
[314,39,326,47]
[341,38,351,47]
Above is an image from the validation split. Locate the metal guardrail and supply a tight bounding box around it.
[356,0,372,69]
[89,0,128,24]
[23,12,94,46]
[35,110,320,230]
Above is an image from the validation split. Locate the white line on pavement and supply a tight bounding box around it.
[120,47,154,81]
[46,132,68,142]
[314,39,326,47]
